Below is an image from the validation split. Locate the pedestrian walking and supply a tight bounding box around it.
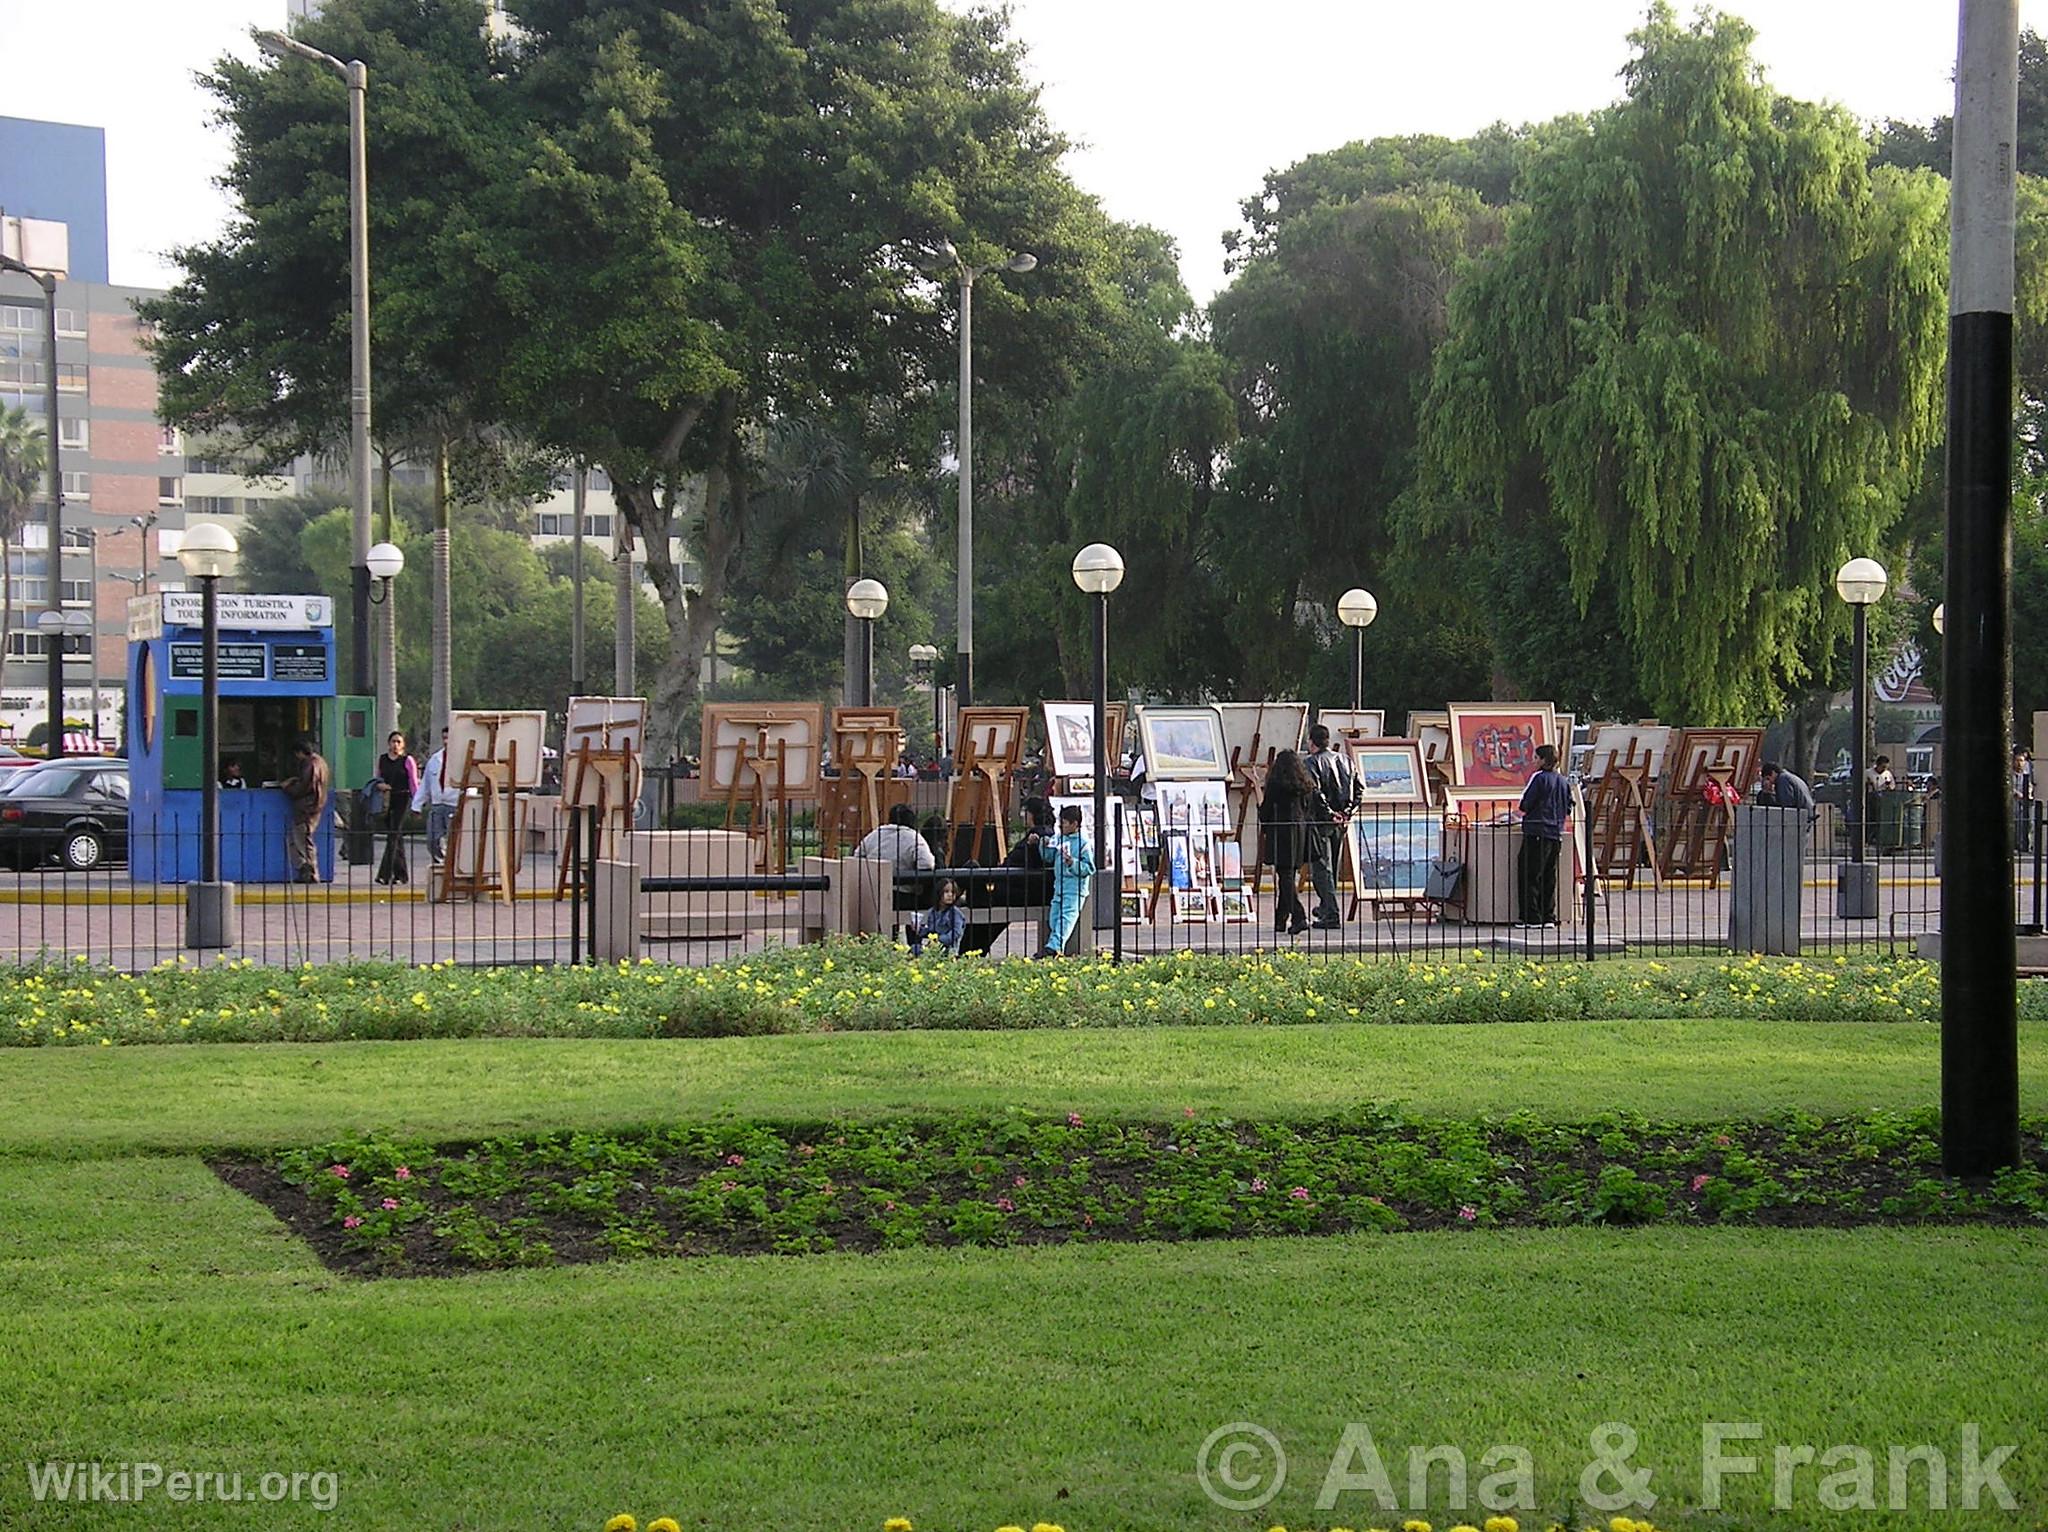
[1259,748,1318,937]
[411,727,462,867]
[283,738,330,884]
[372,731,419,886]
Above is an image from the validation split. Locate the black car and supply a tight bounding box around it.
[0,761,128,870]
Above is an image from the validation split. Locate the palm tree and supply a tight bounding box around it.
[0,406,49,677]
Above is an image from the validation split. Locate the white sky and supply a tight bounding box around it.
[3,0,2043,301]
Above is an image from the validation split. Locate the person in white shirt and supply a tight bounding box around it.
[410,727,464,866]
[852,804,936,873]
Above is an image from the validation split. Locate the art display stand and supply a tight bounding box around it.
[439,713,538,906]
[554,697,648,899]
[944,707,1029,864]
[1588,760,1663,889]
[1657,729,1762,885]
[701,704,825,874]
[1143,781,1239,924]
[819,707,908,856]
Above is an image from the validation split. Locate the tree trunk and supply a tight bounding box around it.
[430,438,452,743]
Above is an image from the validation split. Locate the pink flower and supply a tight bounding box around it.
[1691,1174,1712,1193]
[995,1196,1016,1213]
[341,1215,363,1229]
[720,1181,737,1192]
[882,1201,897,1213]
[393,1165,412,1181]
[380,1198,400,1211]
[1714,1134,1733,1147]
[1289,1186,1312,1201]
[1067,1112,1084,1128]
[1250,1178,1268,1193]
[1457,1204,1479,1221]
[329,1164,350,1180]
[1082,1212,1094,1228]
[724,1153,745,1166]
[1183,1106,1196,1118]
[1013,1175,1028,1188]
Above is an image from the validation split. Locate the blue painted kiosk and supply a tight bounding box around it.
[126,592,372,883]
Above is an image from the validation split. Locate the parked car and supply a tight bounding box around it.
[0,761,129,870]
[0,743,37,771]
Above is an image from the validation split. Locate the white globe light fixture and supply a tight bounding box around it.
[366,540,406,584]
[176,521,240,581]
[1071,542,1125,595]
[1337,587,1379,629]
[1933,603,1946,636]
[1833,557,1889,607]
[845,578,889,621]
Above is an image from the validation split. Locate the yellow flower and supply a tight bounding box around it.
[1404,1522,1433,1532]
[885,1520,913,1532]
[604,1517,637,1532]
[1485,1520,1519,1532]
[1030,1524,1065,1532]
[995,1526,1026,1532]
[647,1521,681,1532]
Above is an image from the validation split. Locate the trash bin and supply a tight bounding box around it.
[1876,792,1926,852]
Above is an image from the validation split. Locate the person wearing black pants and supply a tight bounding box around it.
[1516,743,1569,927]
[1303,724,1355,928]
[1260,749,1319,936]
[373,731,420,886]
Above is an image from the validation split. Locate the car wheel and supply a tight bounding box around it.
[62,829,104,871]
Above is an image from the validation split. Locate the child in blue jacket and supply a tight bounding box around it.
[1038,804,1097,957]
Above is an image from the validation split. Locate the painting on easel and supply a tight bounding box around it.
[820,707,907,855]
[946,706,1030,864]
[1043,700,1127,781]
[442,710,547,904]
[701,703,827,871]
[555,696,648,897]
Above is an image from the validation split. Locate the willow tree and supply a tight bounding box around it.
[1417,5,1947,722]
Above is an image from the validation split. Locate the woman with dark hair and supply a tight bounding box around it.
[1260,748,1318,937]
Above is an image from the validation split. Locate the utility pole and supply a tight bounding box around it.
[1943,0,2023,1176]
[570,465,586,697]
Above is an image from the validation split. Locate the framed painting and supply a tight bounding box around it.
[1442,784,1523,824]
[1666,728,1765,795]
[1344,738,1429,805]
[1406,710,1452,763]
[1137,706,1231,781]
[1586,725,1672,782]
[1445,703,1557,790]
[1043,700,1127,780]
[1216,702,1307,769]
[1348,808,1443,899]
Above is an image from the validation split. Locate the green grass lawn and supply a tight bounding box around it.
[2,1156,2042,1531]
[6,1018,2046,1156]
[4,1008,2045,1530]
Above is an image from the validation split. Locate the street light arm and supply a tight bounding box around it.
[0,253,57,293]
[254,28,351,79]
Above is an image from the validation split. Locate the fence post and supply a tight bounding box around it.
[586,804,600,963]
[568,805,583,967]
[1583,829,1596,962]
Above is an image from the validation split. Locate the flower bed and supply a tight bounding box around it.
[4,946,1993,1047]
[219,1108,2048,1276]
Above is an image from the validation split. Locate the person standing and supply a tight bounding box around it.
[1036,803,1097,957]
[283,738,330,884]
[410,726,462,867]
[1758,761,1816,824]
[1516,743,1570,928]
[2014,748,2035,852]
[373,731,420,886]
[1303,723,1356,929]
[1259,748,1318,937]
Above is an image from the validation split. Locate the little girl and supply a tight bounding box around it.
[1038,804,1097,958]
[918,877,966,957]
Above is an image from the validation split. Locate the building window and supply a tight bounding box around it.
[588,469,612,491]
[55,363,86,393]
[588,515,613,537]
[61,471,88,499]
[186,495,239,517]
[158,424,181,455]
[6,633,88,659]
[60,578,90,605]
[55,308,84,337]
[58,417,87,450]
[185,456,238,475]
[0,358,38,387]
[157,476,183,506]
[0,305,36,332]
[17,579,45,603]
[60,528,91,550]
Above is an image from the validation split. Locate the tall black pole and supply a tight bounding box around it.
[859,617,875,709]
[1851,602,1868,865]
[1092,590,1109,938]
[955,269,975,712]
[932,666,943,761]
[201,573,220,885]
[1351,628,1364,713]
[1944,0,2023,1176]
[35,272,62,759]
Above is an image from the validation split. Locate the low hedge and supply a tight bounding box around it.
[0,945,2004,1048]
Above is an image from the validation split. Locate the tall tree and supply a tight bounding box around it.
[0,406,47,674]
[1416,5,1947,723]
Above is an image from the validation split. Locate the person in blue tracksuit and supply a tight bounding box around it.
[1038,803,1097,957]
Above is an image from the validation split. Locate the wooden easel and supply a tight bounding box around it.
[819,708,907,856]
[1663,768,1740,883]
[725,731,791,872]
[554,704,646,898]
[1228,741,1274,896]
[944,707,1027,864]
[439,717,525,905]
[1589,757,1663,889]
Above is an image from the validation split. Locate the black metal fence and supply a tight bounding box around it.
[0,795,2032,972]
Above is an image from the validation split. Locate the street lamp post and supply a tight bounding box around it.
[845,579,889,709]
[0,253,63,759]
[178,521,239,949]
[255,29,373,705]
[1072,542,1125,959]
[908,642,941,762]
[1835,556,1888,915]
[922,239,1036,711]
[1336,588,1378,712]
[367,541,406,604]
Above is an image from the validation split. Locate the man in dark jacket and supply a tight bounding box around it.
[1759,761,1816,823]
[1303,724,1357,929]
[1516,744,1570,927]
